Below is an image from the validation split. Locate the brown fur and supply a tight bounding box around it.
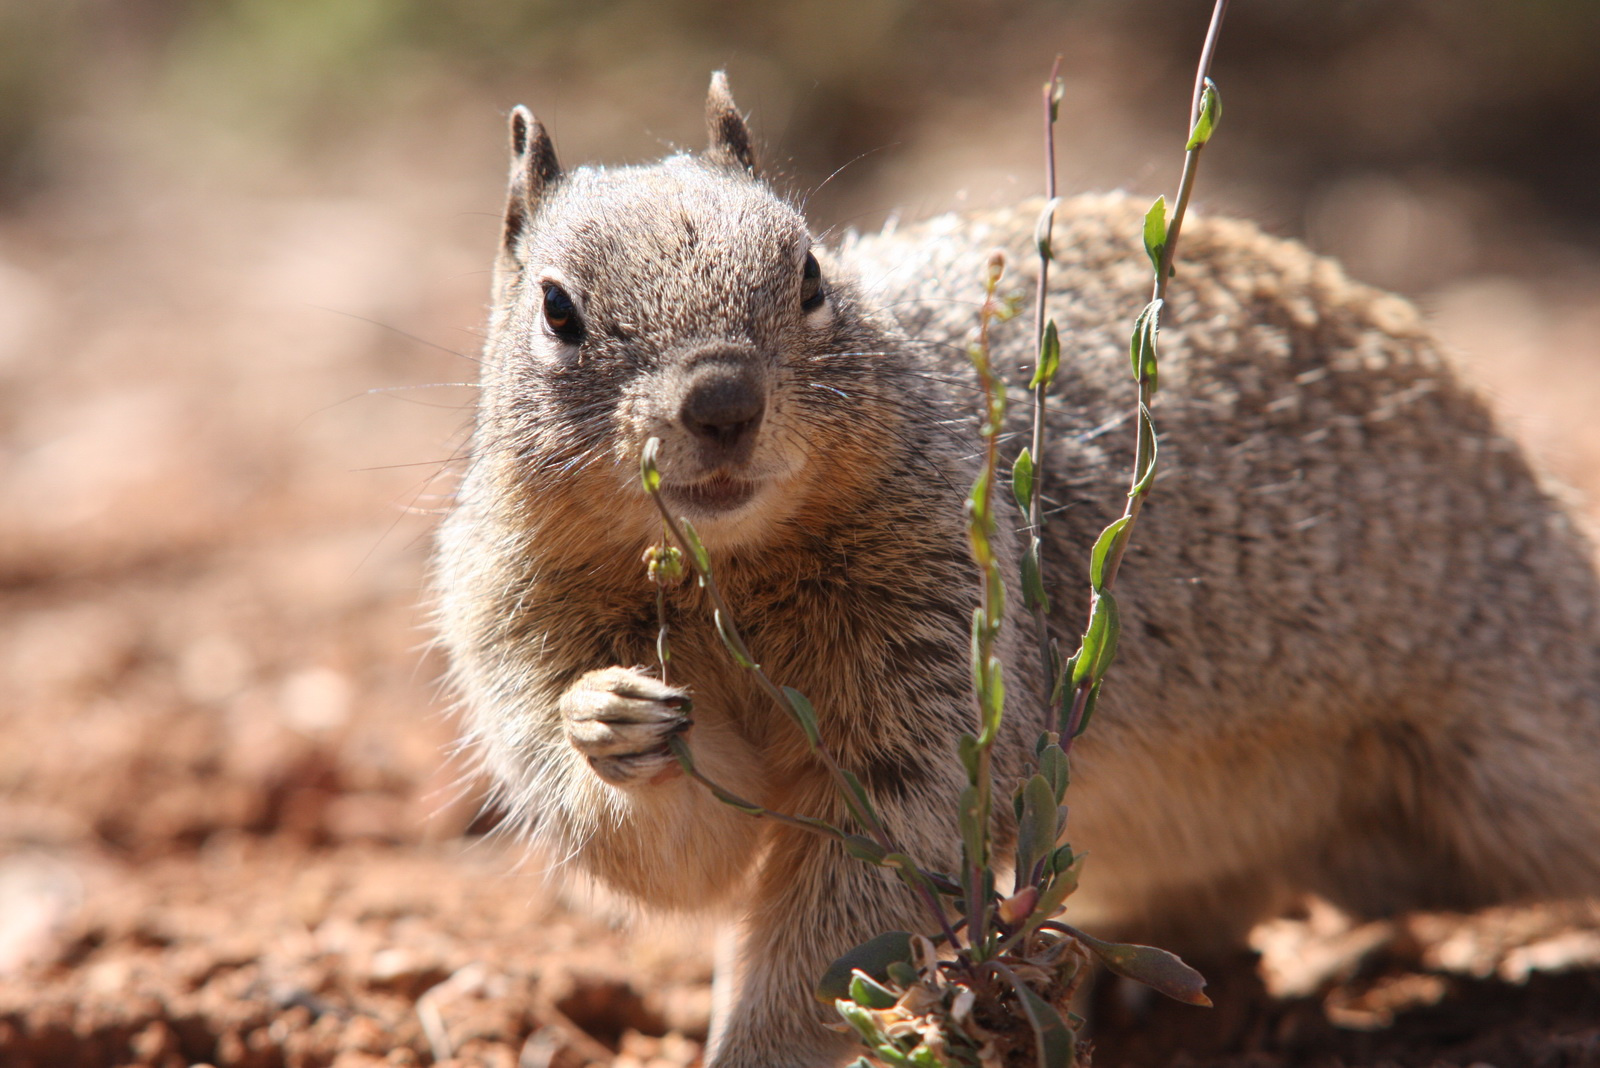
[433,75,1600,1068]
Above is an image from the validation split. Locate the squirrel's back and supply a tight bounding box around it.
[849,192,1600,941]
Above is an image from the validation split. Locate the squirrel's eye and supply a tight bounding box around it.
[542,283,585,342]
[800,251,825,312]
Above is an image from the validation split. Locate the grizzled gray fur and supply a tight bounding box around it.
[433,73,1600,1068]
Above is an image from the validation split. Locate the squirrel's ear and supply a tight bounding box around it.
[704,71,758,177]
[503,105,562,255]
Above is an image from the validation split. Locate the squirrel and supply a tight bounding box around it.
[432,74,1600,1068]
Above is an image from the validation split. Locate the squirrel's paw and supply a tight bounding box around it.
[561,666,692,787]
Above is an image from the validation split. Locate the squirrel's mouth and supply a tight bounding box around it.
[661,474,759,515]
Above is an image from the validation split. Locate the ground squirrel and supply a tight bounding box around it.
[433,74,1600,1068]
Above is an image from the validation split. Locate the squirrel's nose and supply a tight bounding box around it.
[679,352,766,458]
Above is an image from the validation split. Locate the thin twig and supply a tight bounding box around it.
[965,263,1009,958]
[1063,0,1228,749]
[1027,56,1064,698]
[645,488,893,842]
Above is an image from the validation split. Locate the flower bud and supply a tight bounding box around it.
[997,885,1039,925]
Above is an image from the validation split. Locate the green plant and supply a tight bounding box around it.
[638,6,1230,1063]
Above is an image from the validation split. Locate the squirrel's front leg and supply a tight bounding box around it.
[705,793,964,1068]
[549,666,763,908]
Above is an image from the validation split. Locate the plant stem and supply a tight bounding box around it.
[966,269,1007,957]
[1028,56,1063,699]
[1063,0,1228,750]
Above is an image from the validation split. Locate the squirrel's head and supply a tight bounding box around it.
[472,74,915,558]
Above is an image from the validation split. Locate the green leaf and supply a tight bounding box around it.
[997,969,1076,1068]
[886,961,920,989]
[1089,516,1131,592]
[669,737,766,816]
[713,609,755,669]
[1094,595,1121,682]
[849,970,901,1010]
[958,785,987,867]
[1030,318,1061,390]
[1014,774,1059,883]
[839,769,883,831]
[1186,78,1221,151]
[987,568,1006,630]
[1046,844,1076,877]
[982,656,1005,738]
[843,834,887,865]
[1058,651,1079,695]
[782,686,821,748]
[707,786,764,818]
[1143,195,1168,277]
[816,931,916,1003]
[835,1001,887,1045]
[1033,198,1062,261]
[873,1046,912,1068]
[1074,681,1101,737]
[1025,542,1051,628]
[1038,742,1069,803]
[667,733,699,774]
[1128,299,1162,390]
[1130,404,1158,497]
[969,607,986,704]
[957,732,980,785]
[680,518,711,574]
[640,437,663,493]
[1034,852,1085,919]
[1071,591,1120,686]
[967,469,992,538]
[1068,928,1212,1007]
[794,815,847,838]
[1012,449,1035,515]
[885,854,943,903]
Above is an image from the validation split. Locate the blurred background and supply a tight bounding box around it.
[2,2,1599,1065]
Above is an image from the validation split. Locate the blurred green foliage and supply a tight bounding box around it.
[0,2,84,196]
[1,0,1597,232]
